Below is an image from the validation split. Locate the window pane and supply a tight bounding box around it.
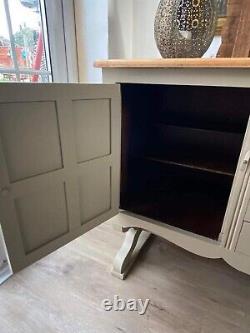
[0,0,14,69]
[19,73,51,83]
[0,72,17,81]
[8,0,51,74]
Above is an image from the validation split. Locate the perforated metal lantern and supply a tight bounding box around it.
[154,0,218,58]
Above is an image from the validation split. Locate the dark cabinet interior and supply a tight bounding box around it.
[120,84,250,240]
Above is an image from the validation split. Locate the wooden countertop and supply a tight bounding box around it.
[94,58,250,69]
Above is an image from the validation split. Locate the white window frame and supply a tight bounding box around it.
[0,0,79,83]
[44,0,79,82]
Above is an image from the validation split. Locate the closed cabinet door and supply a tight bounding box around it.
[0,83,121,273]
[222,117,250,253]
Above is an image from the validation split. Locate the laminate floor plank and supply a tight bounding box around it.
[0,218,250,333]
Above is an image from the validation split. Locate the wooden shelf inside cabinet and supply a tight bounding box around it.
[145,156,235,177]
[147,124,244,177]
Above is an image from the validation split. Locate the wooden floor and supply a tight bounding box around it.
[0,219,250,333]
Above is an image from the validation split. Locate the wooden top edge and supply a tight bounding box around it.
[94,58,250,69]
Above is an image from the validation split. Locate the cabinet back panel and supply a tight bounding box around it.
[121,161,232,239]
[120,84,250,240]
[157,85,250,133]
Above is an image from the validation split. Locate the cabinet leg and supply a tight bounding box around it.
[112,227,151,280]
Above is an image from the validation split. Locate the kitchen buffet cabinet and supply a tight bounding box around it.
[1,59,250,282]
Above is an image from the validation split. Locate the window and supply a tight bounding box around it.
[0,0,79,83]
[0,0,51,82]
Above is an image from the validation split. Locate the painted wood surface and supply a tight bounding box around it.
[0,83,121,273]
[112,227,151,279]
[236,222,250,256]
[100,66,250,277]
[102,68,250,88]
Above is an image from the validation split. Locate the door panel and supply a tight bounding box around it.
[0,101,63,182]
[15,182,69,254]
[223,117,250,250]
[236,222,250,256]
[0,83,121,273]
[78,159,111,224]
[244,200,250,222]
[232,177,250,255]
[72,99,111,162]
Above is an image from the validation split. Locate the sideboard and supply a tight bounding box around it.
[0,59,250,284]
[95,58,250,279]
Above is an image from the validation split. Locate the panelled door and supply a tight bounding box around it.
[0,83,121,273]
[222,117,250,251]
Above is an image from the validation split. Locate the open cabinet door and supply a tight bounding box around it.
[0,83,121,274]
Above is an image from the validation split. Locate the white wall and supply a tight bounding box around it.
[108,0,133,58]
[133,0,160,58]
[108,0,160,59]
[74,0,108,82]
[74,0,159,76]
